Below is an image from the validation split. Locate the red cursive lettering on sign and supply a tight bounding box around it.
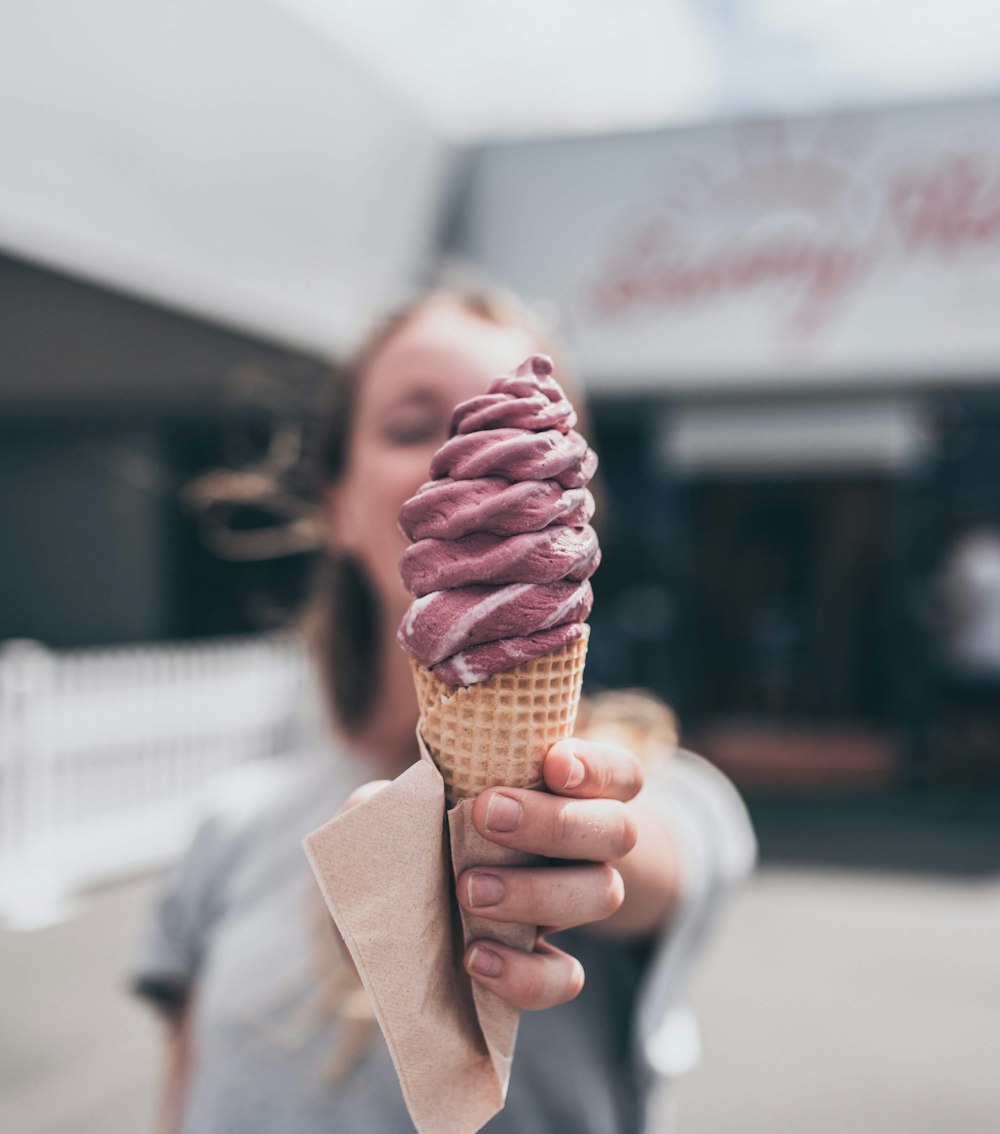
[591,150,1000,338]
[592,223,871,335]
[892,156,1000,255]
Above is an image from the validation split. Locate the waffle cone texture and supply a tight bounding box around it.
[410,626,589,805]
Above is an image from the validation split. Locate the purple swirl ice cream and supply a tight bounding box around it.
[398,355,599,687]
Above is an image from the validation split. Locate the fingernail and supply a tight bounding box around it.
[563,756,586,790]
[468,872,503,908]
[484,793,521,832]
[468,946,503,977]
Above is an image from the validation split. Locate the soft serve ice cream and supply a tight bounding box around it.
[398,355,599,686]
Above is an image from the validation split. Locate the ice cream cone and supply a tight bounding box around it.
[411,625,589,805]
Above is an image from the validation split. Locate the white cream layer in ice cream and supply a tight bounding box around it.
[397,355,598,686]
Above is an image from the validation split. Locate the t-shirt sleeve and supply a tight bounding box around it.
[130,812,235,1019]
[632,749,757,1086]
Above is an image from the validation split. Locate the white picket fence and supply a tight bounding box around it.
[0,633,313,929]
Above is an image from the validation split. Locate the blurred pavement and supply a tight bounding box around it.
[681,868,1000,1132]
[2,861,998,1134]
[2,877,160,1134]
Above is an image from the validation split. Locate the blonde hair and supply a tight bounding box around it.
[577,689,679,761]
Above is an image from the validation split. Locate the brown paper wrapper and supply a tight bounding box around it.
[303,631,588,1134]
[303,743,533,1133]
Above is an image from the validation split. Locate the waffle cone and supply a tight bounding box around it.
[411,625,590,805]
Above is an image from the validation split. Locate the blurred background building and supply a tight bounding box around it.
[2,2,999,1132]
[458,105,1000,796]
[4,2,999,786]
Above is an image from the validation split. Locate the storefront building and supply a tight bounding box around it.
[452,96,1000,786]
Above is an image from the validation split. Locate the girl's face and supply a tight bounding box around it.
[324,302,540,627]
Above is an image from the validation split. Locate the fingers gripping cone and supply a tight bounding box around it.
[411,626,590,805]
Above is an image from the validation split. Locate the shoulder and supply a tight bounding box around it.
[195,741,367,858]
[132,743,365,1010]
[199,752,332,848]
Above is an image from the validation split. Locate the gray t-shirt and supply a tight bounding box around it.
[133,742,755,1134]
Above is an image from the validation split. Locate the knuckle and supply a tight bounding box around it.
[602,865,626,917]
[551,799,573,848]
[515,960,548,1008]
[598,758,616,797]
[601,745,643,800]
[615,805,638,858]
[625,753,644,797]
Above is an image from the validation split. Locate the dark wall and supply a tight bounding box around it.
[0,428,172,645]
[0,253,326,646]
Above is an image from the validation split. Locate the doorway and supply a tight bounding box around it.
[684,477,901,788]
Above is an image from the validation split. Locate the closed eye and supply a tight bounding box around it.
[380,404,446,446]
